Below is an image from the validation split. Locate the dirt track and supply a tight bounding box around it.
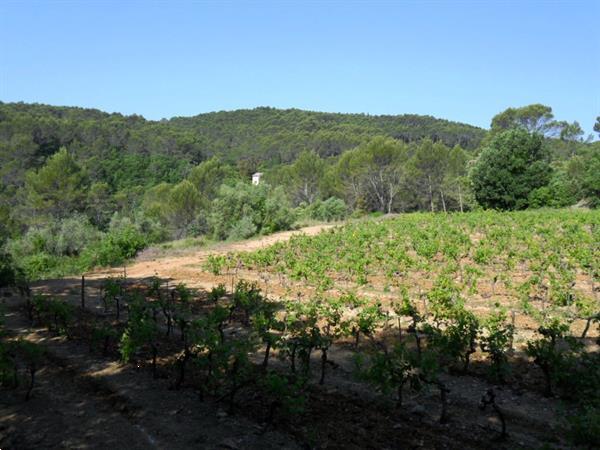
[85,224,335,290]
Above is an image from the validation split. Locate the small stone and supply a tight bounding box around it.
[216,410,228,419]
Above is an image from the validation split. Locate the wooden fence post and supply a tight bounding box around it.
[81,275,85,309]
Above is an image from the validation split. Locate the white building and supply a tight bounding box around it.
[252,172,263,185]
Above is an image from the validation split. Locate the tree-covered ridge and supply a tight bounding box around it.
[0,102,485,167]
[168,106,486,161]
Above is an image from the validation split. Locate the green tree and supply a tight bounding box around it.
[141,182,172,225]
[361,137,409,213]
[23,147,87,221]
[594,116,600,137]
[582,152,600,207]
[527,169,577,208]
[335,137,408,213]
[168,180,201,238]
[284,150,326,205]
[491,104,561,136]
[333,147,368,210]
[0,236,23,289]
[408,139,451,212]
[209,182,294,240]
[86,182,114,229]
[445,145,472,212]
[559,121,584,143]
[187,156,238,206]
[470,129,552,210]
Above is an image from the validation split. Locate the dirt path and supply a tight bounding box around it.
[86,224,336,290]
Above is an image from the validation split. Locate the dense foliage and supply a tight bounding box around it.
[0,101,598,279]
[470,129,551,210]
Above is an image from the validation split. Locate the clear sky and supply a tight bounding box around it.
[1,0,599,134]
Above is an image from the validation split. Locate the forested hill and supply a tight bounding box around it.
[0,102,485,170]
[167,107,486,162]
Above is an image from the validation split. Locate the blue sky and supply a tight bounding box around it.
[1,1,598,134]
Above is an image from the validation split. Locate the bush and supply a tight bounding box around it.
[306,197,348,222]
[262,186,296,234]
[528,171,577,209]
[9,215,99,257]
[186,215,209,237]
[527,187,552,209]
[582,152,600,207]
[228,216,258,240]
[109,212,166,244]
[81,224,147,267]
[7,212,156,278]
[209,182,295,241]
[53,215,100,256]
[19,253,61,279]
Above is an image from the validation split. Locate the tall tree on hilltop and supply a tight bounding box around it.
[490,104,563,137]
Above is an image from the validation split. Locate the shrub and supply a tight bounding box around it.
[304,197,348,222]
[10,215,98,258]
[19,253,60,279]
[52,215,100,256]
[82,224,147,268]
[528,171,577,209]
[525,318,581,397]
[209,182,294,241]
[262,186,296,234]
[479,308,514,382]
[228,216,257,241]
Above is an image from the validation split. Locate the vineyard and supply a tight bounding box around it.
[1,209,599,448]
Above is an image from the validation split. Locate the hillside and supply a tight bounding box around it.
[0,101,485,173]
[167,106,486,162]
